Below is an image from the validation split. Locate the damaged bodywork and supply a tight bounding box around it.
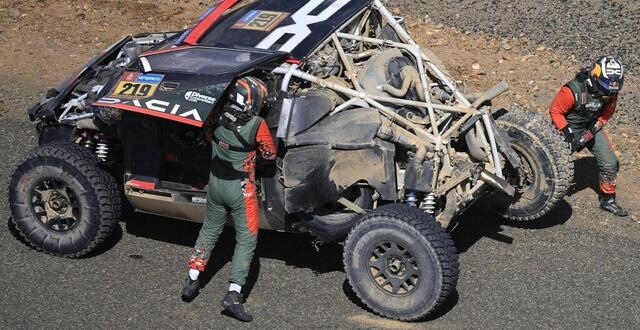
[10,0,574,322]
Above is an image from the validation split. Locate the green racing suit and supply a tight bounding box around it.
[188,115,276,286]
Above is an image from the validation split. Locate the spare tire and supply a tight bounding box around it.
[491,106,574,221]
[8,142,121,257]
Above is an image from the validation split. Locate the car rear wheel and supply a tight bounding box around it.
[492,107,574,221]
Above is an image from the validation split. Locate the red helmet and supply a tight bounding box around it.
[226,76,269,117]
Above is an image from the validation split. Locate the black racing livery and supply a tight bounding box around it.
[9,0,573,322]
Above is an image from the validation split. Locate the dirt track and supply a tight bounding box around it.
[394,0,640,71]
[1,1,640,328]
[393,0,640,132]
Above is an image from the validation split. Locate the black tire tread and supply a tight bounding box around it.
[343,204,459,321]
[496,106,574,221]
[8,142,121,258]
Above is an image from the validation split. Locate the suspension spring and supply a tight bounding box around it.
[421,193,436,214]
[95,143,109,162]
[404,191,419,207]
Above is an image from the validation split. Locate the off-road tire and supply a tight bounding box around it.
[493,106,574,221]
[8,142,121,257]
[344,204,459,321]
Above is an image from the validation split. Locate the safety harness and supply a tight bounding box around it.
[212,129,256,153]
[210,117,260,180]
[564,71,608,128]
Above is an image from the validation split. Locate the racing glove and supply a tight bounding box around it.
[561,126,575,153]
[572,121,604,152]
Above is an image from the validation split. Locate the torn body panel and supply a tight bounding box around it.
[281,108,396,213]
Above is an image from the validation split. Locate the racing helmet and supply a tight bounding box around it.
[590,56,624,96]
[224,76,269,122]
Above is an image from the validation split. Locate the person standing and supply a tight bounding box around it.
[182,77,277,322]
[549,56,628,217]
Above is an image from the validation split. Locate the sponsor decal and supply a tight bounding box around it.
[218,140,231,150]
[122,72,139,82]
[136,73,165,84]
[111,72,164,99]
[191,196,207,204]
[586,100,603,111]
[256,0,352,52]
[97,97,203,123]
[184,91,217,104]
[602,58,623,78]
[232,10,290,32]
[606,68,623,76]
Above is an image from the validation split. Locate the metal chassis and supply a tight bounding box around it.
[272,0,511,203]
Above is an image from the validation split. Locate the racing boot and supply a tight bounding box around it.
[221,291,253,322]
[181,277,200,301]
[600,194,629,217]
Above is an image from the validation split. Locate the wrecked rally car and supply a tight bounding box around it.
[8,0,573,321]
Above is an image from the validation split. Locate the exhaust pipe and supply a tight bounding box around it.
[480,170,516,197]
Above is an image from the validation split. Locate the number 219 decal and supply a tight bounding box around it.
[232,10,290,32]
[111,72,164,99]
[115,82,155,98]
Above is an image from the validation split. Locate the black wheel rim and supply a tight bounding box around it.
[368,241,420,296]
[30,178,80,232]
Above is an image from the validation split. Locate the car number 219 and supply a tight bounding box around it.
[114,82,158,98]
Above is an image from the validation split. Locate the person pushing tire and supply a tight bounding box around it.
[549,56,628,217]
[181,77,277,322]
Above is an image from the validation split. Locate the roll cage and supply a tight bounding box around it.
[270,0,519,201]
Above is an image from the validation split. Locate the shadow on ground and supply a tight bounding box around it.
[341,279,460,322]
[6,191,575,321]
[125,212,344,274]
[452,198,573,253]
[6,215,125,258]
[125,212,344,303]
[569,156,600,196]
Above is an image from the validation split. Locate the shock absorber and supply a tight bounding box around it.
[80,131,96,151]
[404,191,419,207]
[421,193,436,214]
[95,138,109,162]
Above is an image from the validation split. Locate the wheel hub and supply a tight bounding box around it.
[47,191,70,214]
[387,257,407,276]
[516,152,535,187]
[368,242,420,296]
[31,178,79,232]
[505,144,539,196]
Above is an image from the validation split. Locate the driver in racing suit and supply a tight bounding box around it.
[549,56,628,217]
[181,77,276,322]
